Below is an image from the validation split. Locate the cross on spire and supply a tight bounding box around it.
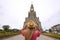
[30,4,34,12]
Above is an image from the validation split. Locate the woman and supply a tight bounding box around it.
[21,27,41,40]
[21,20,41,40]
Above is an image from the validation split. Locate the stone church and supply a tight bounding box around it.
[23,4,43,31]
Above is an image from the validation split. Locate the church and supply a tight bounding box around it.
[23,4,43,31]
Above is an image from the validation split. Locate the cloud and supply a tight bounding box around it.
[0,0,60,30]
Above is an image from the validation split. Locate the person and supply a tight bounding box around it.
[21,20,41,40]
[21,27,41,40]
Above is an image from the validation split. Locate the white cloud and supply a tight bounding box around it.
[0,0,60,30]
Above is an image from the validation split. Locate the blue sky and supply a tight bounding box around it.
[0,0,60,30]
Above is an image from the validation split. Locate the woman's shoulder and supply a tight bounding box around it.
[34,30,41,37]
[21,29,28,36]
[35,30,40,32]
[34,30,41,34]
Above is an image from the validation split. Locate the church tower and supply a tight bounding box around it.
[23,4,43,31]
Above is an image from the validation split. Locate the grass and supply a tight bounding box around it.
[43,33,60,39]
[0,30,20,38]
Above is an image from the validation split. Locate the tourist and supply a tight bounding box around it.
[21,26,41,40]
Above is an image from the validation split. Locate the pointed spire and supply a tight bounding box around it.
[30,4,34,12]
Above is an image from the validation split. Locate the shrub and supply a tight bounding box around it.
[43,33,60,39]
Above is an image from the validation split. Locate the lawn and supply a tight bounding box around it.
[0,30,20,38]
[43,33,60,39]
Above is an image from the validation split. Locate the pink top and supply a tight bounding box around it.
[21,30,41,40]
[31,30,41,40]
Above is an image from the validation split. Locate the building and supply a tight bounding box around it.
[23,4,43,31]
[50,24,60,34]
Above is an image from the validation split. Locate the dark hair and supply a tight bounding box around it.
[28,27,35,30]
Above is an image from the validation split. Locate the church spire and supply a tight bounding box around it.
[30,4,34,12]
[28,4,36,18]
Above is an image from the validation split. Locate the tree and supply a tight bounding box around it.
[49,29,52,33]
[12,29,20,32]
[2,25,10,31]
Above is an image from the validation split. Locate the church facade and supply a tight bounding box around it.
[23,4,43,31]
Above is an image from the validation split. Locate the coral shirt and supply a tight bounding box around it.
[31,30,41,40]
[21,30,41,40]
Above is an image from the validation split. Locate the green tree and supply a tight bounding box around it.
[12,29,20,32]
[2,25,10,31]
[49,29,52,33]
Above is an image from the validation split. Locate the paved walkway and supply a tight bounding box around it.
[37,34,59,40]
[0,34,59,40]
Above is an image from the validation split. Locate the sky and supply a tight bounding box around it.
[0,0,60,30]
